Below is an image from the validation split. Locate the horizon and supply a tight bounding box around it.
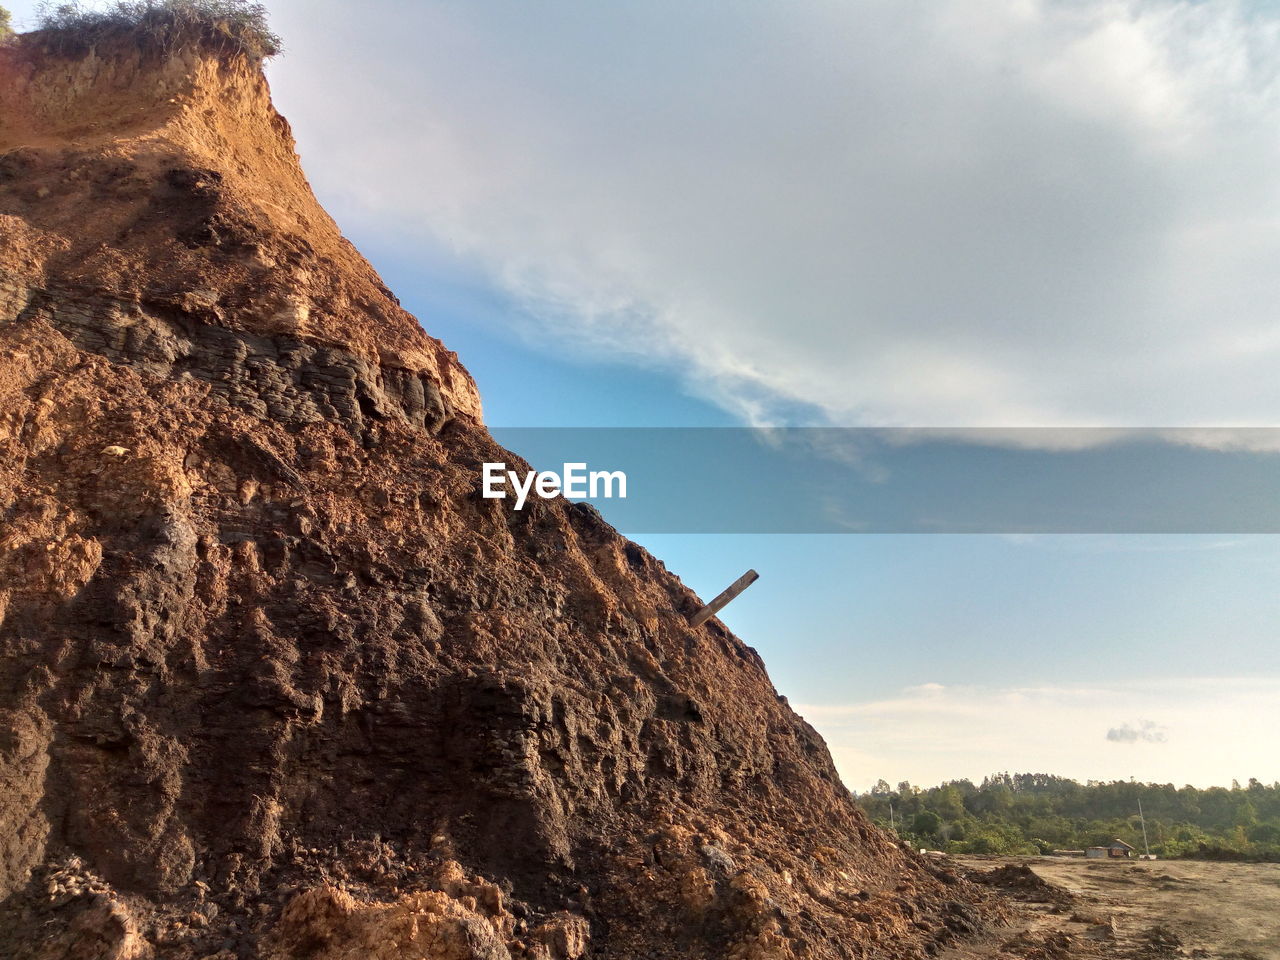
[852,774,1280,799]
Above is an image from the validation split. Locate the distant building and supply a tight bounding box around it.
[1085,840,1136,859]
[1108,839,1136,858]
[1085,839,1136,860]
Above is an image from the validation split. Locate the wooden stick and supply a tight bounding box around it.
[689,569,759,628]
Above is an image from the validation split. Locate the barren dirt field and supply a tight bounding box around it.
[942,856,1280,959]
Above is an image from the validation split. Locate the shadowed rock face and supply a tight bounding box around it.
[0,31,1002,960]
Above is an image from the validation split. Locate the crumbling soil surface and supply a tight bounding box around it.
[0,31,1005,960]
[962,864,1075,906]
[939,857,1280,960]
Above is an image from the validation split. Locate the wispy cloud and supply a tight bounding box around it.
[1106,720,1168,744]
[270,0,1280,433]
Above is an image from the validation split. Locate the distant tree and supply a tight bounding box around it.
[1247,823,1280,845]
[1234,798,1259,829]
[932,785,966,820]
[0,6,13,38]
[854,772,1280,862]
[911,810,942,838]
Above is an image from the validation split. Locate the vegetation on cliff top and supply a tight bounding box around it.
[0,6,14,39]
[31,0,280,60]
[856,773,1280,861]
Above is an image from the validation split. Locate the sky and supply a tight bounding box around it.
[8,0,1278,789]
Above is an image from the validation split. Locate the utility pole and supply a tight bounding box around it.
[889,800,895,832]
[1138,798,1151,857]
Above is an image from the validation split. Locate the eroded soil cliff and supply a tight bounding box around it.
[0,31,1002,960]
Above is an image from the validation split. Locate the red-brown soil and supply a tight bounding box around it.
[0,29,1003,959]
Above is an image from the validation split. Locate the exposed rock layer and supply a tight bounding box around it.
[0,31,1001,959]
[1,275,451,435]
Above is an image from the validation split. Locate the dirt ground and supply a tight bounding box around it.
[941,856,1280,959]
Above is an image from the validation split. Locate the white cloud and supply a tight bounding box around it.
[267,0,1280,431]
[1106,719,1169,743]
[797,678,1280,791]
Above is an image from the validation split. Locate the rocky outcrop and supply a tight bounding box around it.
[0,27,1002,960]
[0,34,480,425]
[0,274,452,435]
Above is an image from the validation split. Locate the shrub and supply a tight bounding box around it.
[911,810,942,838]
[34,0,281,60]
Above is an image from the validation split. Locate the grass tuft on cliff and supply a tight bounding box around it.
[33,0,280,60]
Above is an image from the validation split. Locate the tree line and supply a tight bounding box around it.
[853,773,1280,860]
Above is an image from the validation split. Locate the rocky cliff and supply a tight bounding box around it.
[0,27,1000,960]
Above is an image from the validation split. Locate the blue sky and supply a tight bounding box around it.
[9,0,1278,789]
[315,228,1280,790]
